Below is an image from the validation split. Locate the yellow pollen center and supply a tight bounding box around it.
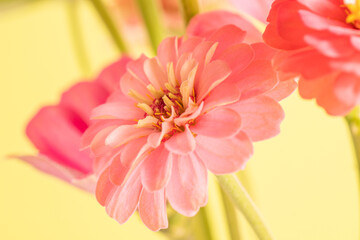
[344,0,360,28]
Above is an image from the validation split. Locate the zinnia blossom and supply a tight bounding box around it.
[84,11,296,231]
[263,0,360,116]
[18,57,130,192]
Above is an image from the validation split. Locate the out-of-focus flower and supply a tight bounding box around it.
[263,0,360,116]
[229,0,274,23]
[84,11,296,231]
[18,57,131,192]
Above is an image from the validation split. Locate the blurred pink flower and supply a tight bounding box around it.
[229,0,274,23]
[263,0,360,116]
[18,57,131,192]
[84,11,296,231]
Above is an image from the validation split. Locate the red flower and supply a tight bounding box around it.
[263,0,360,115]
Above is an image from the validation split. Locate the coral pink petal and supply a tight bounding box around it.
[217,43,254,73]
[166,154,208,217]
[96,57,131,93]
[178,37,203,56]
[126,54,150,84]
[26,106,92,173]
[197,60,231,102]
[208,25,246,56]
[147,122,172,148]
[230,95,284,141]
[203,83,241,112]
[144,58,167,89]
[187,10,262,43]
[120,72,149,97]
[105,125,155,147]
[82,119,126,148]
[95,168,114,206]
[141,145,172,192]
[157,37,179,67]
[265,78,298,101]
[228,59,278,100]
[191,108,242,138]
[60,82,108,125]
[91,102,143,120]
[139,189,168,231]
[195,132,253,174]
[105,169,143,224]
[165,125,196,155]
[90,126,119,156]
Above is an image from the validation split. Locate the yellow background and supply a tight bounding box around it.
[0,1,357,239]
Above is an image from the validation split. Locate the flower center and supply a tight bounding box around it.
[128,62,198,132]
[344,0,360,29]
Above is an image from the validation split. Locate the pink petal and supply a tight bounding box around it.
[203,83,241,112]
[91,102,143,120]
[96,57,131,93]
[60,81,108,125]
[227,59,278,100]
[207,25,246,56]
[26,106,92,173]
[109,137,147,185]
[196,60,231,102]
[191,108,242,138]
[147,122,172,148]
[187,10,262,43]
[166,153,208,217]
[139,189,168,231]
[120,72,150,98]
[141,145,173,192]
[81,119,126,149]
[195,132,253,174]
[157,37,179,67]
[229,0,273,23]
[96,168,114,206]
[265,78,298,101]
[15,154,83,183]
[165,125,196,155]
[126,54,150,85]
[230,95,284,141]
[217,43,255,73]
[144,58,167,89]
[105,168,143,224]
[105,125,155,147]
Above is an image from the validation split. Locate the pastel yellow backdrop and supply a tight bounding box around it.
[0,1,357,240]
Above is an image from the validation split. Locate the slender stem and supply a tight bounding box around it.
[65,0,91,77]
[89,0,127,53]
[216,174,274,240]
[345,106,360,240]
[197,207,213,240]
[220,187,242,240]
[135,0,165,54]
[178,0,199,25]
[221,196,241,240]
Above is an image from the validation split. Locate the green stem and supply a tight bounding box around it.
[197,207,213,240]
[220,187,242,240]
[66,0,91,77]
[178,0,199,25]
[135,0,165,54]
[216,174,274,240]
[345,106,360,240]
[90,0,127,53]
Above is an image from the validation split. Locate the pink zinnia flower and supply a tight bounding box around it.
[18,57,130,191]
[263,0,360,116]
[84,11,296,231]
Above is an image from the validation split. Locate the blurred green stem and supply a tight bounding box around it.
[135,0,165,54]
[220,187,242,240]
[179,0,199,25]
[216,174,274,240]
[90,0,127,53]
[345,106,360,240]
[66,0,91,77]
